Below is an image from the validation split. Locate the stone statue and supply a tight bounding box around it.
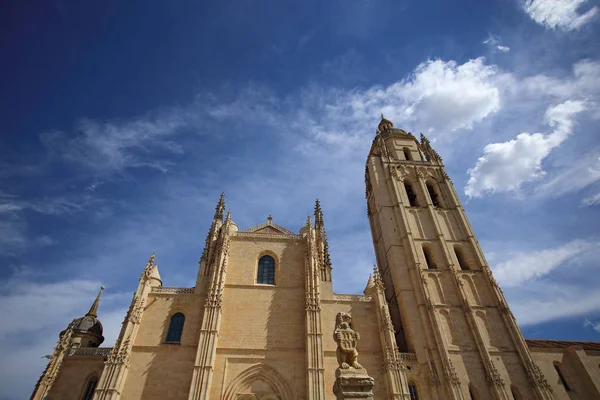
[333,312,362,370]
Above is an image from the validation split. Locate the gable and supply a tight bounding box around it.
[253,225,286,234]
[239,217,296,236]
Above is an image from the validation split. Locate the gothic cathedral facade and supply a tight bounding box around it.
[32,118,600,400]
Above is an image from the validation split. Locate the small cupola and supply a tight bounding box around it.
[378,114,394,132]
[68,286,105,348]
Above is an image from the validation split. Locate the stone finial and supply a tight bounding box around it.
[306,215,312,227]
[85,286,104,318]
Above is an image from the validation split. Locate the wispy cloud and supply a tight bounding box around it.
[492,239,598,287]
[483,35,511,53]
[465,100,587,197]
[584,318,600,333]
[524,0,598,31]
[40,109,194,177]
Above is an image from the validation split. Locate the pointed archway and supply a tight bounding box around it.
[222,363,293,400]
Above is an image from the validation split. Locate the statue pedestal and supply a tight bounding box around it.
[333,368,374,400]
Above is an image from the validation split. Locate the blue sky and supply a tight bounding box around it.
[1,0,600,398]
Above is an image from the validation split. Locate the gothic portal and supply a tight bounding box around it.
[32,118,600,400]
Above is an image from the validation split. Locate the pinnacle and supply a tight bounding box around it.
[214,192,225,221]
[85,286,104,318]
[314,199,324,226]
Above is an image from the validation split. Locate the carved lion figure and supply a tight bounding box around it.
[333,312,362,370]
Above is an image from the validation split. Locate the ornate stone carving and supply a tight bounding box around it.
[428,360,441,386]
[443,358,461,385]
[381,305,394,332]
[334,313,362,370]
[383,346,404,371]
[396,164,409,179]
[485,359,505,387]
[106,336,131,366]
[140,252,156,281]
[68,347,112,358]
[333,294,372,302]
[205,294,222,308]
[525,360,553,392]
[305,297,321,312]
[426,296,435,311]
[372,265,384,289]
[417,166,429,180]
[151,287,195,294]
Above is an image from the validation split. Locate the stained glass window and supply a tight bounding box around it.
[257,255,275,285]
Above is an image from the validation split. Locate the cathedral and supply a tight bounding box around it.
[32,118,600,400]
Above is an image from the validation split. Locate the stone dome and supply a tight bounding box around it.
[71,315,104,337]
[378,115,393,132]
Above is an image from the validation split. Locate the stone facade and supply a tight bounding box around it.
[32,119,600,400]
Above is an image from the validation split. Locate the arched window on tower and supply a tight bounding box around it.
[423,246,437,269]
[511,385,520,400]
[469,384,477,400]
[408,381,419,400]
[403,147,413,161]
[81,375,98,400]
[426,181,441,208]
[257,255,275,285]
[404,181,419,207]
[165,312,185,343]
[454,247,469,271]
[554,362,572,391]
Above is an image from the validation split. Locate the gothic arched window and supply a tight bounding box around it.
[404,181,419,207]
[408,381,419,400]
[166,312,185,343]
[423,246,437,269]
[511,385,520,400]
[426,181,441,208]
[469,385,477,400]
[403,147,413,161]
[454,247,469,271]
[257,255,275,285]
[81,375,98,400]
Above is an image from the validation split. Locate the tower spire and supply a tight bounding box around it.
[85,286,105,318]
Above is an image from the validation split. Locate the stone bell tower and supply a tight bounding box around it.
[365,116,554,400]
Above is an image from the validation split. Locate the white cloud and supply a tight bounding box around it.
[465,100,586,198]
[40,109,191,177]
[524,0,599,31]
[584,319,600,333]
[482,36,511,53]
[492,239,597,287]
[582,191,600,206]
[297,57,502,155]
[533,154,600,204]
[511,284,600,325]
